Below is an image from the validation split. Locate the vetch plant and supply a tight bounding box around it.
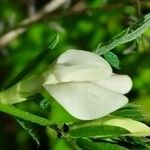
[0,12,150,149]
[0,49,132,120]
[44,49,132,120]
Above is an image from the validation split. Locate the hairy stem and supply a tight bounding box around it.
[0,103,53,126]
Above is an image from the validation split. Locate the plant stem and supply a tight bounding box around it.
[0,103,53,126]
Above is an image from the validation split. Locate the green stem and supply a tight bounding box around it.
[0,103,53,126]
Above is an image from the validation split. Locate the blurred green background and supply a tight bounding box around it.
[0,0,150,149]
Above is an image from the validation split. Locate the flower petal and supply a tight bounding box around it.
[57,49,112,70]
[48,64,112,83]
[94,74,132,94]
[44,82,128,120]
[104,118,150,136]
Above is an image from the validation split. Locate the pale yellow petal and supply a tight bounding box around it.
[104,118,150,136]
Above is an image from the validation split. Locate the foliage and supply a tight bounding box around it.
[0,0,150,150]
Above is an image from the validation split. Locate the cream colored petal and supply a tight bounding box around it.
[57,49,112,71]
[48,64,112,83]
[104,118,150,136]
[44,82,128,120]
[94,74,132,94]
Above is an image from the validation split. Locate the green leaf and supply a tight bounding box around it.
[69,125,129,138]
[48,32,59,49]
[76,138,100,150]
[75,138,127,150]
[96,13,150,55]
[104,52,120,69]
[17,120,40,146]
[97,142,128,150]
[114,136,150,149]
[112,105,144,121]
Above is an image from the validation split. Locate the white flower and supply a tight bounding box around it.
[43,49,132,120]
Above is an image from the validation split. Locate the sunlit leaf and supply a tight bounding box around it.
[112,105,144,121]
[96,13,150,55]
[104,52,120,69]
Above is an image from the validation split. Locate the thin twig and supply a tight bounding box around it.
[0,0,66,48]
[136,0,142,16]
